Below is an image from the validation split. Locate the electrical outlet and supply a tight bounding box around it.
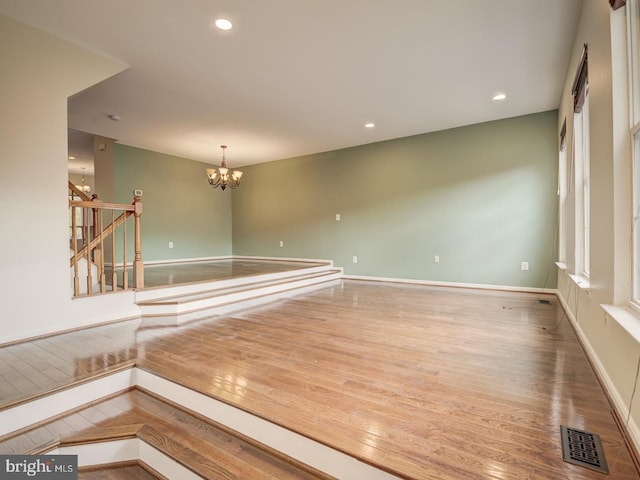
[434,255,440,263]
[521,261,529,271]
[168,241,174,248]
[279,240,284,247]
[352,255,358,264]
[336,213,341,221]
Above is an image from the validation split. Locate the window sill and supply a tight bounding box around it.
[601,304,640,344]
[555,262,568,271]
[569,273,592,291]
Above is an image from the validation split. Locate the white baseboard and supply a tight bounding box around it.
[56,438,139,467]
[0,314,140,348]
[108,255,335,268]
[5,367,399,480]
[343,274,559,295]
[556,293,640,455]
[134,368,401,480]
[0,368,134,437]
[56,439,203,479]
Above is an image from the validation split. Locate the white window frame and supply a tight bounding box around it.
[632,129,640,304]
[573,87,590,279]
[629,0,640,306]
[558,122,568,265]
[582,93,591,278]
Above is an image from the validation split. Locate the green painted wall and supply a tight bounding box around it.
[114,144,232,261]
[232,111,558,288]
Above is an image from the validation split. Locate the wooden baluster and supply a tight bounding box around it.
[91,194,99,244]
[123,213,129,290]
[83,205,90,249]
[86,207,95,295]
[99,209,106,293]
[80,206,85,248]
[71,205,79,296]
[111,210,117,291]
[133,196,144,289]
[92,196,102,267]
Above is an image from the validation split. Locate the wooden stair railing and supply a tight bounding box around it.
[68,181,92,202]
[68,181,96,249]
[69,183,144,296]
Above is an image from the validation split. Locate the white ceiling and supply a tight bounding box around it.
[1,0,583,172]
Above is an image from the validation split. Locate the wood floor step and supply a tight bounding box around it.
[138,269,342,325]
[134,262,334,303]
[0,361,135,413]
[79,463,163,480]
[1,389,335,480]
[138,270,341,305]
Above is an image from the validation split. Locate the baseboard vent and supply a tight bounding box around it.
[561,425,609,474]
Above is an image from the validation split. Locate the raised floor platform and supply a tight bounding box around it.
[1,266,639,479]
[136,259,341,325]
[140,258,332,288]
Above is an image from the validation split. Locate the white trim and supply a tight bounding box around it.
[557,295,640,455]
[232,254,335,265]
[134,369,401,480]
[57,438,139,467]
[568,273,592,291]
[0,316,140,348]
[108,255,335,269]
[141,255,233,266]
[55,439,204,479]
[602,304,640,344]
[628,416,640,467]
[106,255,233,268]
[0,368,134,437]
[5,367,400,479]
[343,274,557,295]
[138,441,204,480]
[555,261,568,271]
[134,264,338,302]
[140,275,341,326]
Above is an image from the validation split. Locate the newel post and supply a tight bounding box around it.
[133,196,144,289]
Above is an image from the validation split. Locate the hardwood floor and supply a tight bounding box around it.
[79,463,161,480]
[0,319,139,408]
[129,258,327,288]
[0,259,324,408]
[134,281,639,479]
[1,278,639,479]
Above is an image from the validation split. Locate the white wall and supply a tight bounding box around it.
[0,14,138,343]
[556,0,640,450]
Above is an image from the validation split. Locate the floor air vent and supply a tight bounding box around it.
[538,299,552,305]
[560,425,609,474]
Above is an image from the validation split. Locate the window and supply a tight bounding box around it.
[581,93,591,277]
[572,45,590,278]
[633,132,640,303]
[558,120,568,264]
[629,0,640,304]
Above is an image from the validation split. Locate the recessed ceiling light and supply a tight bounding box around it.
[365,122,375,128]
[68,156,75,160]
[215,18,233,30]
[492,93,507,101]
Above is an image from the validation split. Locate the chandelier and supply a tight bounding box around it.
[75,167,91,194]
[206,145,243,190]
